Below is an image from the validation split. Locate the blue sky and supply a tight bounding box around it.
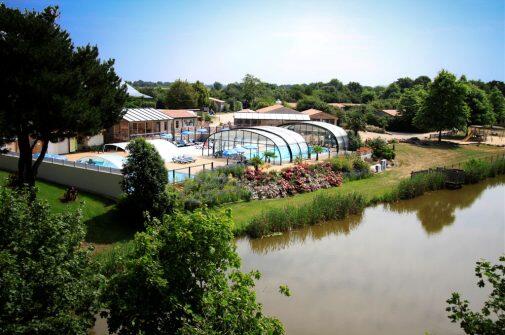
[5,0,505,85]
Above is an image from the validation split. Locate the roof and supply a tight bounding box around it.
[329,102,361,109]
[125,83,152,99]
[159,109,198,118]
[382,109,399,116]
[209,97,225,103]
[234,112,310,121]
[301,109,337,119]
[123,108,172,122]
[281,121,349,150]
[256,104,300,114]
[236,109,256,113]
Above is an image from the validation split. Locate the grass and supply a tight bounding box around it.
[228,142,505,233]
[0,170,135,248]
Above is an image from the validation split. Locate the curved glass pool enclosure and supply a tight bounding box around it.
[205,126,309,164]
[280,121,349,152]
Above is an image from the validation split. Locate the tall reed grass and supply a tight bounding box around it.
[245,192,366,238]
[464,158,505,184]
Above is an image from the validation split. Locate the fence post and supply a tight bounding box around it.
[172,170,175,184]
[188,166,191,178]
[211,162,214,171]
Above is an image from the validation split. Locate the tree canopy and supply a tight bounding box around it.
[414,70,470,141]
[0,5,126,186]
[0,188,100,334]
[464,83,495,126]
[488,87,505,125]
[165,79,198,109]
[102,209,285,335]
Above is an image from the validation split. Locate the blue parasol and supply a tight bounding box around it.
[181,130,192,135]
[196,128,208,133]
[222,148,237,157]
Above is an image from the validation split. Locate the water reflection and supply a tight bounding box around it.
[245,176,505,254]
[387,177,505,234]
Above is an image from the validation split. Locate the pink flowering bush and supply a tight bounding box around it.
[241,162,343,200]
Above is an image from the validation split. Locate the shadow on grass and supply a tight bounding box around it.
[84,207,137,245]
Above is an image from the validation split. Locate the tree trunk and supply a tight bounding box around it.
[438,130,442,143]
[17,133,35,186]
[32,140,48,178]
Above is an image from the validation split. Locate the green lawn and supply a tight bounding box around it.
[0,170,135,247]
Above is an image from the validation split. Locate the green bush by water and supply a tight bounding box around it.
[245,192,366,238]
[463,158,505,183]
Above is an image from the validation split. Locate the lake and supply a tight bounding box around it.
[236,176,505,335]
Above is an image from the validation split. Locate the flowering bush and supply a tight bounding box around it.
[241,162,343,200]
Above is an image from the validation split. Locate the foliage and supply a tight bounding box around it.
[296,95,333,113]
[246,192,366,238]
[249,156,264,171]
[165,79,197,109]
[192,80,210,108]
[446,256,505,335]
[0,5,127,186]
[393,88,426,131]
[414,70,470,141]
[312,145,324,161]
[345,108,367,135]
[181,169,251,207]
[101,209,284,334]
[395,172,445,200]
[120,138,172,224]
[0,188,100,334]
[464,83,495,126]
[366,138,396,160]
[347,130,363,151]
[263,150,277,163]
[462,158,505,184]
[488,87,505,125]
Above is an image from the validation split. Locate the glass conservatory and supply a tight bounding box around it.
[280,121,349,152]
[204,126,309,164]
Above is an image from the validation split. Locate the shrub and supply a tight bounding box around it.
[246,192,366,238]
[216,164,245,179]
[347,131,363,151]
[329,156,352,172]
[463,159,491,184]
[396,172,445,200]
[366,138,396,160]
[184,198,202,211]
[352,157,370,171]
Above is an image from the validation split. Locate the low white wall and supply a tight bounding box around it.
[0,154,123,199]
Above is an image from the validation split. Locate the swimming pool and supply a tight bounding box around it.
[76,155,125,169]
[168,171,191,183]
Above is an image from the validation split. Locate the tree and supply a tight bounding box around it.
[414,75,431,87]
[361,89,377,103]
[165,80,197,109]
[192,80,210,108]
[263,151,277,163]
[414,70,470,142]
[395,77,414,91]
[396,88,426,131]
[0,188,100,334]
[296,96,332,113]
[102,209,284,335]
[249,156,264,171]
[242,74,264,107]
[381,83,401,99]
[120,138,173,225]
[346,108,367,135]
[0,5,127,186]
[488,87,505,125]
[212,81,223,91]
[312,145,324,161]
[446,255,504,335]
[464,83,495,126]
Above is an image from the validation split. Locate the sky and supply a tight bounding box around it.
[4,0,505,86]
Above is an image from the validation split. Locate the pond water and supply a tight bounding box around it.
[236,176,505,335]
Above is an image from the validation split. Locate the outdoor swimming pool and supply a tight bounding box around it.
[76,155,125,169]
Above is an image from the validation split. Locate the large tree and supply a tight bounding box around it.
[488,87,505,125]
[395,87,426,131]
[414,70,470,142]
[165,79,197,109]
[0,5,127,186]
[120,138,173,225]
[0,188,100,334]
[464,83,495,126]
[102,209,285,335]
[192,80,210,108]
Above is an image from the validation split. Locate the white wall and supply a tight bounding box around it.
[47,138,70,154]
[0,154,123,199]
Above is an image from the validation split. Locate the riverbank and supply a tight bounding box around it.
[228,143,504,233]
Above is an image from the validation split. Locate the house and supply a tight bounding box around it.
[106,108,173,143]
[159,109,198,131]
[256,104,300,114]
[209,97,225,113]
[301,109,338,125]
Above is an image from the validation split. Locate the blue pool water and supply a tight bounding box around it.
[168,171,191,183]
